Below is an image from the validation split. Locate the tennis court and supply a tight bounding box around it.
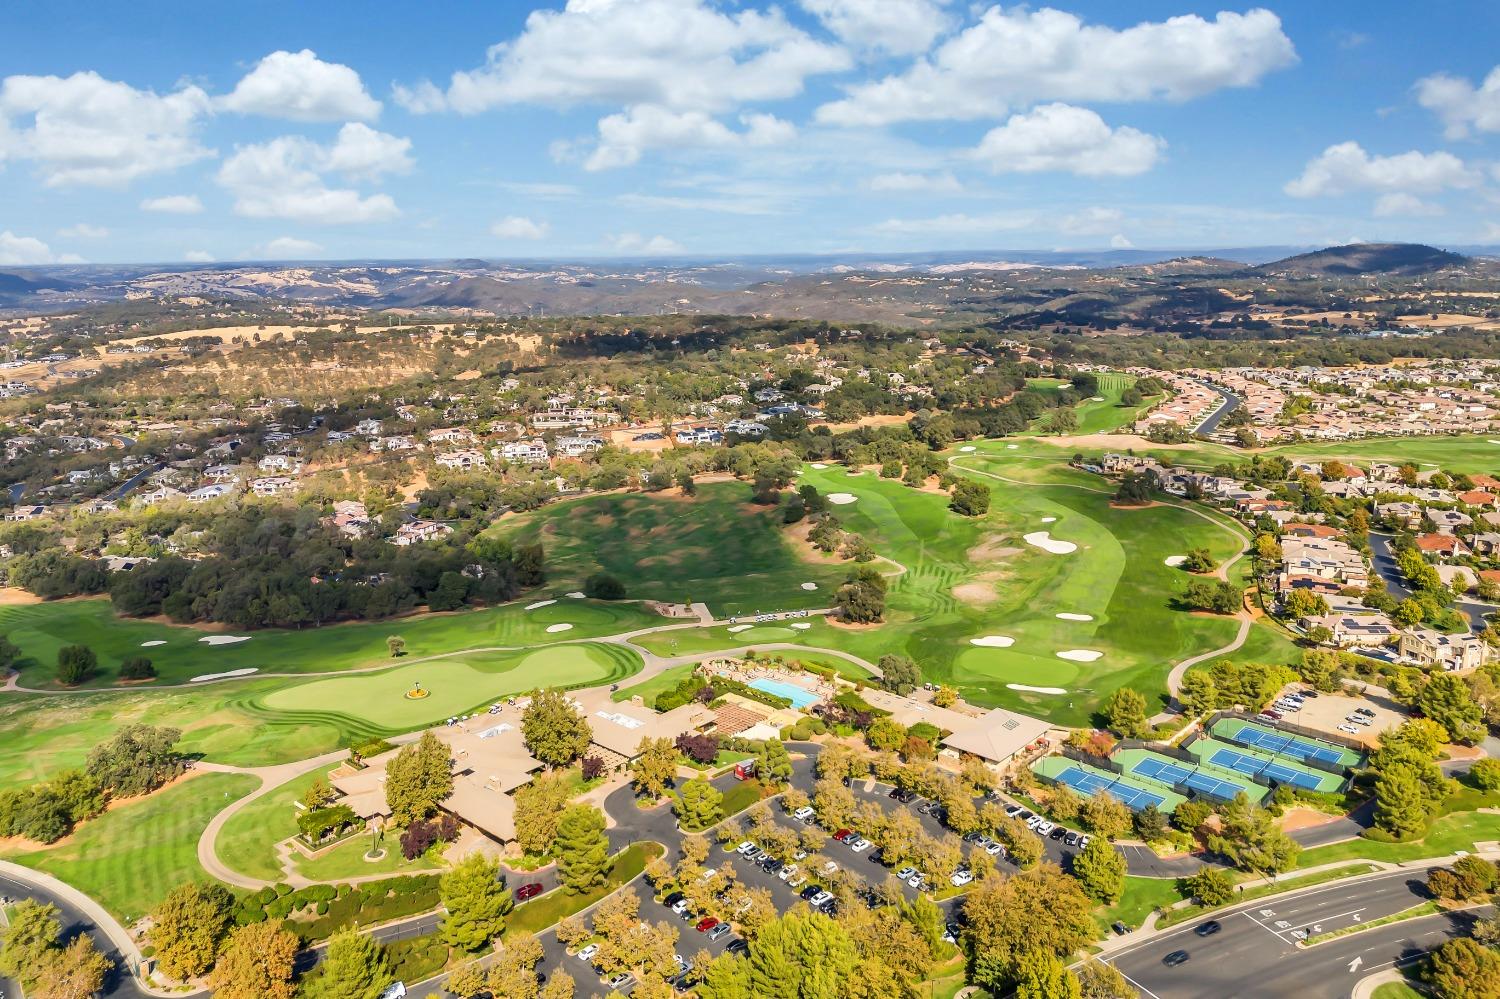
[1213,718,1363,769]
[1209,747,1324,791]
[1129,756,1253,803]
[1053,765,1167,811]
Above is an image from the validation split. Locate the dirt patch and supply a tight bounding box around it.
[453,369,482,381]
[1110,500,1163,509]
[1278,807,1341,833]
[968,537,1022,562]
[819,414,911,434]
[1043,433,1209,452]
[823,614,884,631]
[0,587,43,605]
[953,579,999,606]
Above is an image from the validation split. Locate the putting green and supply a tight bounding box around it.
[257,643,642,731]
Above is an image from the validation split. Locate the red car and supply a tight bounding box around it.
[516,883,543,901]
[695,917,720,933]
[833,829,852,842]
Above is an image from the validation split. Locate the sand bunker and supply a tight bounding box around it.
[141,640,167,648]
[728,624,754,633]
[198,635,251,646]
[545,623,573,633]
[800,582,818,591]
[1164,555,1187,567]
[190,667,259,683]
[959,446,976,452]
[969,635,1016,648]
[827,493,858,505]
[1491,440,1500,445]
[1090,396,1105,402]
[1006,444,1019,450]
[1024,532,1077,554]
[1056,613,1094,621]
[1008,683,1067,694]
[1056,650,1104,662]
[790,622,811,630]
[565,591,586,599]
[1040,516,1057,523]
[811,462,829,469]
[526,599,557,610]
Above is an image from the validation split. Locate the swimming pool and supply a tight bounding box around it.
[748,677,819,709]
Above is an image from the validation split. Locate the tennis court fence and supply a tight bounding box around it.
[1151,736,1275,790]
[1208,710,1363,775]
[1058,745,1122,774]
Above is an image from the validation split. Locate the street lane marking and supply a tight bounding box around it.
[1109,964,1165,999]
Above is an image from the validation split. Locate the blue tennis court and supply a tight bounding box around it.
[1131,756,1246,801]
[1054,765,1166,811]
[1229,724,1346,766]
[1209,748,1323,790]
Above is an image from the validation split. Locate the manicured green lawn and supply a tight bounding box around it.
[293,833,441,881]
[1263,434,1500,474]
[9,772,259,921]
[506,842,664,937]
[0,596,663,688]
[491,482,848,616]
[1296,811,1500,869]
[216,771,321,882]
[257,642,642,733]
[1372,981,1426,999]
[1101,877,1186,931]
[612,663,699,706]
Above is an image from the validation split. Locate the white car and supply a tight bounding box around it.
[577,944,601,962]
[984,841,1005,856]
[822,860,838,874]
[793,806,816,822]
[1337,723,1361,735]
[735,841,756,855]
[379,985,406,999]
[950,870,974,887]
[896,866,918,880]
[1025,815,1042,830]
[1077,835,1091,850]
[671,899,691,916]
[788,875,807,889]
[810,891,834,907]
[850,838,873,853]
[794,849,808,861]
[778,864,798,881]
[906,873,924,889]
[1035,820,1055,835]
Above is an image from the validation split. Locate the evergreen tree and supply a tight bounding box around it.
[555,804,609,894]
[522,689,593,767]
[303,927,390,999]
[384,731,453,827]
[440,853,514,952]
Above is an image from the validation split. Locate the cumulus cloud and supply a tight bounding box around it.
[801,0,952,57]
[1284,141,1478,198]
[140,194,205,214]
[817,7,1295,126]
[256,236,323,258]
[607,232,684,254]
[491,216,550,239]
[585,106,795,170]
[184,250,215,262]
[0,231,64,265]
[0,71,212,186]
[1059,206,1125,235]
[1373,192,1443,217]
[219,49,381,122]
[873,211,1033,234]
[217,123,411,224]
[57,223,108,239]
[1109,233,1134,249]
[1415,66,1500,139]
[867,171,961,193]
[971,104,1164,177]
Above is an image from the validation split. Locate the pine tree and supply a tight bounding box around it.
[555,804,609,894]
[440,853,514,952]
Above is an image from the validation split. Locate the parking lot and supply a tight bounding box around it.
[1267,685,1405,747]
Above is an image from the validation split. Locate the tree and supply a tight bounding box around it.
[632,736,679,800]
[441,853,514,951]
[85,723,185,797]
[522,688,592,767]
[514,770,571,855]
[0,900,61,986]
[540,969,576,999]
[878,654,921,696]
[699,954,751,999]
[1416,673,1486,744]
[119,655,156,680]
[1181,867,1235,907]
[1013,949,1081,999]
[1071,838,1126,903]
[1206,793,1301,876]
[950,479,991,517]
[1426,937,1500,999]
[676,776,723,829]
[1133,803,1168,842]
[867,716,907,753]
[386,635,406,657]
[55,644,96,686]
[1079,794,1132,840]
[585,573,627,600]
[1375,762,1435,839]
[555,804,609,894]
[755,740,792,787]
[303,926,390,999]
[1282,588,1329,620]
[1114,471,1153,505]
[209,920,299,999]
[963,866,1096,993]
[151,881,235,980]
[1472,757,1500,791]
[1102,687,1149,738]
[747,910,857,999]
[932,684,958,707]
[1076,958,1138,999]
[444,962,489,999]
[384,731,453,827]
[32,935,111,999]
[1181,579,1243,615]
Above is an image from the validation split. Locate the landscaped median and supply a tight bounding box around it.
[506,841,664,937]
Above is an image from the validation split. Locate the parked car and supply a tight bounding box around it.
[606,973,636,990]
[1049,827,1066,841]
[695,917,720,933]
[810,891,834,907]
[1035,820,1055,835]
[896,866,917,880]
[727,940,749,956]
[793,806,816,822]
[1063,831,1079,847]
[778,864,798,881]
[951,870,974,887]
[576,944,600,962]
[736,841,756,855]
[1003,804,1024,818]
[984,841,1005,856]
[708,923,732,941]
[850,838,873,853]
[1337,724,1360,735]
[1111,922,1129,936]
[516,883,543,901]
[800,885,822,901]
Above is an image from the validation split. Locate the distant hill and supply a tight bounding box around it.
[1254,242,1471,277]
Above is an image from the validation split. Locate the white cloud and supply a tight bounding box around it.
[0,71,212,186]
[1415,66,1500,140]
[220,49,380,122]
[1109,233,1134,249]
[801,0,952,57]
[585,106,795,170]
[496,181,579,199]
[1059,206,1124,235]
[873,211,1033,234]
[867,171,961,193]
[140,194,205,214]
[1373,192,1443,217]
[491,216,550,239]
[0,231,62,265]
[607,232,684,254]
[217,123,411,224]
[257,236,323,258]
[817,7,1295,127]
[971,104,1164,177]
[1284,141,1478,198]
[184,250,215,262]
[57,223,108,239]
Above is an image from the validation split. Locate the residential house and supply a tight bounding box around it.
[392,520,452,546]
[250,476,296,497]
[435,449,487,470]
[1399,628,1490,671]
[1414,533,1470,561]
[496,440,550,464]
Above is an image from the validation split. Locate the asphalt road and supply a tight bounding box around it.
[1369,531,1490,630]
[1196,385,1242,435]
[0,871,149,999]
[1108,866,1468,999]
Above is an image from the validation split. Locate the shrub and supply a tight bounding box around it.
[583,573,626,600]
[118,656,156,680]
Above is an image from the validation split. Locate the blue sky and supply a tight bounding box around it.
[3,0,1500,265]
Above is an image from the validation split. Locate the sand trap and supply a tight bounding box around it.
[728,624,754,633]
[1056,613,1094,621]
[1040,516,1057,523]
[545,623,573,633]
[1008,683,1067,694]
[198,635,251,646]
[969,635,1016,648]
[1090,396,1105,402]
[1491,440,1500,445]
[811,462,829,469]
[1024,532,1077,555]
[565,591,586,599]
[526,599,557,610]
[190,667,259,683]
[827,493,858,505]
[140,640,167,648]
[1056,650,1104,662]
[1006,444,1019,449]
[1164,555,1187,567]
[801,582,818,591]
[959,446,976,452]
[790,622,811,630]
